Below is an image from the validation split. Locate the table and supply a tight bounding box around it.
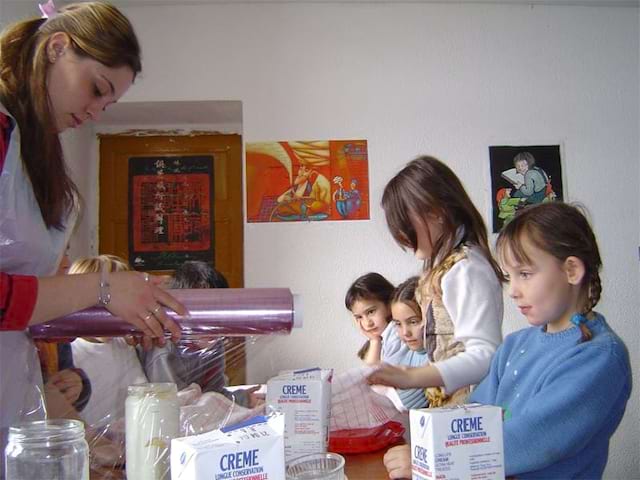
[345,450,389,479]
[92,450,390,479]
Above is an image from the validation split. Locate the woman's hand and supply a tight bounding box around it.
[107,272,188,343]
[47,369,83,404]
[384,444,412,479]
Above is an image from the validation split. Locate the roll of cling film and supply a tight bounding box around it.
[30,288,302,339]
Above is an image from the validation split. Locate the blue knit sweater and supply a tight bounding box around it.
[470,313,631,479]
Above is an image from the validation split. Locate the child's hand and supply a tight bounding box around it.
[356,320,384,342]
[42,381,81,420]
[361,330,383,343]
[47,369,83,404]
[246,386,266,408]
[368,363,413,389]
[384,444,412,479]
[369,363,441,389]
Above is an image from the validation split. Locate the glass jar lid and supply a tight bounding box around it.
[8,419,85,445]
[127,382,177,398]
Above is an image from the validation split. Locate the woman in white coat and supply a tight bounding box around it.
[0,2,186,472]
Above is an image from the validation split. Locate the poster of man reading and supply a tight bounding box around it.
[489,145,564,233]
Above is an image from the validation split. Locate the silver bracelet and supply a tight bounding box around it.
[97,261,111,306]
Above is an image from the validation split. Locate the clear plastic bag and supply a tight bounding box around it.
[329,366,406,454]
[29,334,274,480]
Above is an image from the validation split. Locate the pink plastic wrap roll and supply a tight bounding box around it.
[29,288,301,339]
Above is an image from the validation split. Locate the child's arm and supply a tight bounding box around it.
[369,362,443,389]
[362,337,382,365]
[370,253,503,391]
[434,251,503,393]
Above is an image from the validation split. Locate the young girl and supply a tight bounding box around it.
[384,202,632,479]
[347,274,430,409]
[369,156,504,406]
[345,272,395,364]
[69,255,148,428]
[386,277,430,410]
[471,202,632,478]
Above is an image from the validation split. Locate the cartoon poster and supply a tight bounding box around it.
[128,155,215,271]
[246,140,370,222]
[489,145,563,233]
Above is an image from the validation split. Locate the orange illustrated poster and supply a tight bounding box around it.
[246,140,369,222]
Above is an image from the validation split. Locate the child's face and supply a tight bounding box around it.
[351,299,390,337]
[515,159,529,175]
[391,302,425,351]
[501,238,576,331]
[410,214,444,261]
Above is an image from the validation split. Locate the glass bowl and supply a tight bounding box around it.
[286,452,346,479]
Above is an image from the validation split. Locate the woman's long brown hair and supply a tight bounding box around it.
[0,2,141,229]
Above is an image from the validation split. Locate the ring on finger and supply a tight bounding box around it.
[143,312,153,321]
[152,305,162,315]
[143,273,150,283]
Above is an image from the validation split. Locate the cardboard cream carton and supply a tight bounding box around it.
[266,368,332,462]
[170,414,285,480]
[410,404,504,480]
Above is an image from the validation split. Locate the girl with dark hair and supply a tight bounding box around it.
[344,272,395,363]
[370,156,503,408]
[171,261,230,290]
[346,273,431,410]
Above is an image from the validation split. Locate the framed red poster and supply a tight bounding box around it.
[128,155,214,271]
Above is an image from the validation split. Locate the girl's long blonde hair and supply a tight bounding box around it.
[69,254,130,274]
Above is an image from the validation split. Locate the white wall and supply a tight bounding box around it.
[124,4,638,478]
[10,1,638,477]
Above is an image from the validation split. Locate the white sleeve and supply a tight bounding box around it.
[433,248,504,393]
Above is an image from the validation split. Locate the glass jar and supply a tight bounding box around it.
[4,419,89,480]
[286,452,346,480]
[125,382,180,480]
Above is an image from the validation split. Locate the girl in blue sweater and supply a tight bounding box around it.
[470,202,632,479]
